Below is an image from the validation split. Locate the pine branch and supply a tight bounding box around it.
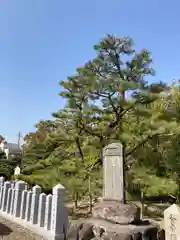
[75,137,84,162]
[126,132,174,157]
[86,133,174,172]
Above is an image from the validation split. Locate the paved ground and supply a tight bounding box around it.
[0,217,42,240]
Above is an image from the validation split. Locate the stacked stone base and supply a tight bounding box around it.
[67,218,164,240]
[67,200,165,240]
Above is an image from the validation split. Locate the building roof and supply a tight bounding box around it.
[3,142,20,152]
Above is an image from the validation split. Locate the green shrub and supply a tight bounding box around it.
[22,164,45,175]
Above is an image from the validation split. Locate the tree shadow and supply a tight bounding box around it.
[0,222,13,237]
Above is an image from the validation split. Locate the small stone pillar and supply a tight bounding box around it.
[13,181,26,217]
[2,181,11,211]
[50,184,68,236]
[44,194,52,230]
[25,191,32,221]
[30,185,41,224]
[20,190,28,219]
[38,193,46,227]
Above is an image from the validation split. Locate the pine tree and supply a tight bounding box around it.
[21,35,180,201]
[58,35,169,169]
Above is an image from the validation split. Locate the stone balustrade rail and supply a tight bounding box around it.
[0,177,68,240]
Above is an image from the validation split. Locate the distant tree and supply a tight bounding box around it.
[0,150,21,179]
[0,135,5,144]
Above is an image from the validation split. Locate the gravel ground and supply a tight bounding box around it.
[0,217,43,240]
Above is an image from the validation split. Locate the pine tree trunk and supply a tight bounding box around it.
[89,193,93,213]
[73,192,78,210]
[121,91,126,204]
[88,175,93,213]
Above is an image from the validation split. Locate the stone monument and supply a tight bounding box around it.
[67,142,160,240]
[103,143,125,201]
[92,142,141,225]
[164,204,180,240]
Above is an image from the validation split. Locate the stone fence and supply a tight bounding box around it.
[0,177,68,240]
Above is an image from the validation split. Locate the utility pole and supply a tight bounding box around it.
[17,132,23,170]
[17,132,22,149]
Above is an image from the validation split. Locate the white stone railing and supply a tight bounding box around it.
[0,177,68,240]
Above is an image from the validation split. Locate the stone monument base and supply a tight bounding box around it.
[66,200,164,240]
[67,218,161,240]
[92,198,141,224]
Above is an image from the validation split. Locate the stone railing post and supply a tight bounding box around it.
[0,177,4,191]
[38,193,46,227]
[25,183,28,190]
[0,177,4,209]
[2,181,11,211]
[44,194,52,231]
[50,184,68,237]
[6,187,12,213]
[30,185,41,224]
[20,190,28,219]
[10,183,16,215]
[13,181,26,217]
[25,191,32,221]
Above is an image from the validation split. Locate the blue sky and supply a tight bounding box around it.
[0,0,180,143]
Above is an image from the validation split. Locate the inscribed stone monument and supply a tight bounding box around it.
[103,142,125,202]
[164,204,180,240]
